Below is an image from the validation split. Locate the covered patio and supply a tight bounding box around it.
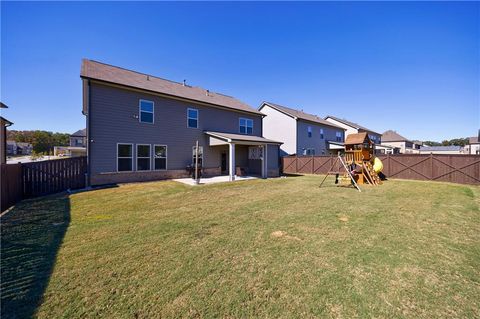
[204,131,282,181]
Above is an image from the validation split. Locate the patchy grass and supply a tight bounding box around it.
[1,176,479,318]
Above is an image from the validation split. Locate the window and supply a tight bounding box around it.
[117,144,133,171]
[303,148,315,156]
[187,108,198,128]
[336,131,342,142]
[192,146,203,166]
[320,128,324,139]
[307,126,312,138]
[154,145,167,170]
[139,100,154,123]
[239,118,253,135]
[136,144,151,170]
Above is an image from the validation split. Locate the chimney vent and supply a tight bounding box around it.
[206,90,210,96]
[147,75,150,81]
[183,79,186,86]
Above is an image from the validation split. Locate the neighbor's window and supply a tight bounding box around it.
[336,131,342,142]
[307,126,312,138]
[154,145,167,170]
[187,108,198,128]
[139,100,154,123]
[137,144,151,171]
[320,128,324,139]
[117,144,133,171]
[192,146,203,166]
[239,118,253,135]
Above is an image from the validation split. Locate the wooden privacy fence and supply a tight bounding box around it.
[1,157,87,212]
[282,154,480,185]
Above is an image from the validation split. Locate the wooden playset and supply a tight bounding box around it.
[320,132,383,192]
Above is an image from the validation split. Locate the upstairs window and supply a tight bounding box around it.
[137,144,151,171]
[239,118,253,135]
[307,126,312,138]
[117,144,133,172]
[187,108,198,128]
[336,131,342,142]
[154,145,167,170]
[320,128,324,139]
[139,100,154,123]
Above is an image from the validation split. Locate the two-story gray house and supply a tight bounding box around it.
[259,102,346,156]
[70,129,86,147]
[81,60,281,185]
[324,115,382,145]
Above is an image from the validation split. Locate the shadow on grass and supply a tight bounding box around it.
[1,194,70,319]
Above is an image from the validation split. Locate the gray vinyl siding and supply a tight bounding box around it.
[89,83,264,174]
[296,120,344,155]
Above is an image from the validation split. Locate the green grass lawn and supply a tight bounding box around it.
[1,176,479,318]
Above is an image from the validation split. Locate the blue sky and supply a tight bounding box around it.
[1,1,479,141]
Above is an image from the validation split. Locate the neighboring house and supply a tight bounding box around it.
[1,102,13,164]
[70,128,87,147]
[258,102,346,156]
[465,132,480,155]
[419,146,465,155]
[6,140,17,155]
[381,130,416,154]
[81,59,282,185]
[324,115,382,145]
[374,144,401,155]
[16,142,33,155]
[412,140,424,151]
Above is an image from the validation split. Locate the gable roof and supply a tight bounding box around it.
[469,136,479,144]
[71,128,86,137]
[324,115,380,135]
[259,102,343,129]
[345,132,371,145]
[81,59,262,116]
[381,130,412,142]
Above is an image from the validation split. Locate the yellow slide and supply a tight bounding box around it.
[373,157,383,173]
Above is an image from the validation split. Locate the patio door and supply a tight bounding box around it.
[221,152,227,174]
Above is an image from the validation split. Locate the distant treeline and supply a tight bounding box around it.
[423,138,469,147]
[7,130,70,153]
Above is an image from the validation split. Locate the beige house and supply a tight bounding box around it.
[381,130,417,154]
[465,134,480,155]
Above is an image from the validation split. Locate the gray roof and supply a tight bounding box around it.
[381,130,412,142]
[81,59,262,116]
[260,102,344,129]
[1,102,8,108]
[324,115,381,135]
[420,146,463,151]
[205,131,283,144]
[71,128,86,137]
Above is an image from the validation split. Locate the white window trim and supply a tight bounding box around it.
[117,143,133,172]
[187,108,199,129]
[320,128,324,139]
[239,118,253,135]
[139,99,154,124]
[136,144,151,171]
[153,144,168,170]
[307,126,312,137]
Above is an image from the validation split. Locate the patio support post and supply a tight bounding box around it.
[229,142,236,181]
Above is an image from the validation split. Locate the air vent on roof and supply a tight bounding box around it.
[183,79,186,86]
[147,75,150,81]
[206,90,210,96]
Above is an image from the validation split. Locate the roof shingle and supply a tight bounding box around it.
[81,59,262,115]
[324,115,380,135]
[381,130,412,142]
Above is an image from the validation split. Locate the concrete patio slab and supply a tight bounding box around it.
[174,175,258,186]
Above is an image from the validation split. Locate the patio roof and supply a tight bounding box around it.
[205,131,283,146]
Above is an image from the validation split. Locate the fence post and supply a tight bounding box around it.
[430,153,433,180]
[311,155,314,174]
